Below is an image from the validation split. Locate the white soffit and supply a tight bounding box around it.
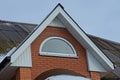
[11,5,62,63]
[10,4,114,71]
[49,16,65,27]
[11,46,32,67]
[55,7,114,70]
[86,50,106,72]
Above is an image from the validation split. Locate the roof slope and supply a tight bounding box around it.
[0,20,36,54]
[0,4,114,72]
[89,35,120,64]
[89,35,120,77]
[1,20,120,63]
[0,20,120,77]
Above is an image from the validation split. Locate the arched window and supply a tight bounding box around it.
[40,37,77,58]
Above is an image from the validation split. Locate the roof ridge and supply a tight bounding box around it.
[0,19,37,26]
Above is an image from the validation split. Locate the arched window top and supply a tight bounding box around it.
[40,37,77,58]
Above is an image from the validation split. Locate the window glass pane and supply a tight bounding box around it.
[42,38,75,54]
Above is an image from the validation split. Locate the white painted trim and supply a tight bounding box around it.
[11,46,32,67]
[86,50,106,72]
[49,17,65,27]
[40,52,78,58]
[55,7,114,70]
[40,37,77,58]
[67,22,114,70]
[11,6,62,63]
[10,4,114,71]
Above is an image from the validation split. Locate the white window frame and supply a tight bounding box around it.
[40,37,78,58]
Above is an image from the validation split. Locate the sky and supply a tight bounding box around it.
[0,0,120,43]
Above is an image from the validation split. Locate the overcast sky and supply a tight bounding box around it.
[0,0,120,43]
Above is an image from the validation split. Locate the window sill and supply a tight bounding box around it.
[40,52,78,58]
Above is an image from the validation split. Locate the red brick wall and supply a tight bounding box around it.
[12,68,32,80]
[90,72,101,80]
[31,27,90,79]
[19,68,32,80]
[12,26,101,80]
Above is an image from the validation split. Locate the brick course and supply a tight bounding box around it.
[31,27,90,79]
[12,26,101,80]
[90,72,101,80]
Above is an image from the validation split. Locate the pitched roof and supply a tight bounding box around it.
[0,20,36,54]
[89,35,120,64]
[0,20,120,63]
[89,35,120,77]
[0,20,120,77]
[0,4,120,77]
[8,4,114,72]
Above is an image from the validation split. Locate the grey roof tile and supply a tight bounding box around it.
[0,20,120,77]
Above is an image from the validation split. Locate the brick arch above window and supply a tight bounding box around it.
[35,68,90,80]
[40,37,77,58]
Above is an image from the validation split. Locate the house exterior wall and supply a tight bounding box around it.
[90,72,101,80]
[12,27,100,80]
[12,68,32,80]
[12,69,20,80]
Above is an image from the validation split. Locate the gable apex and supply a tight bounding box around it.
[10,4,114,71]
[49,16,65,27]
[57,3,64,9]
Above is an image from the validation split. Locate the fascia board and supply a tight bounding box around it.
[58,6,114,70]
[11,6,62,63]
[10,4,114,71]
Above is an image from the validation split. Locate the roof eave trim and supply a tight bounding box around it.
[10,3,114,71]
[56,4,114,70]
[10,4,63,63]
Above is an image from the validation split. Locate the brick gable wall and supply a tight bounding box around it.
[31,27,90,79]
[12,27,100,80]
